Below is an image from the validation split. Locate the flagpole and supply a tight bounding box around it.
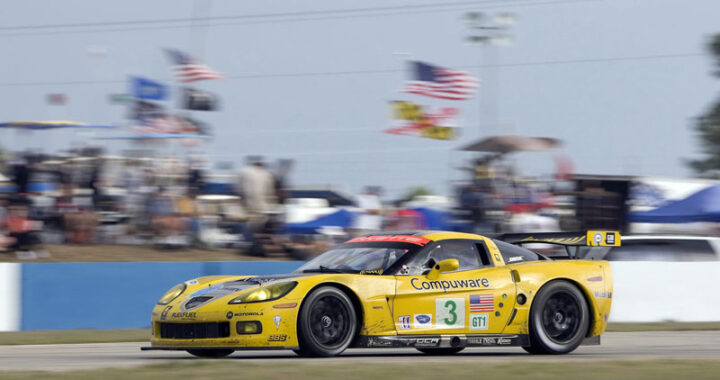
[464,11,516,137]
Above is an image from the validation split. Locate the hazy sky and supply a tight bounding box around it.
[1,0,719,197]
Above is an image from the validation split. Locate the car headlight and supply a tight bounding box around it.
[228,282,297,304]
[157,283,187,305]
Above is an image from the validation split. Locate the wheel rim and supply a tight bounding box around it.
[540,290,581,344]
[308,294,351,348]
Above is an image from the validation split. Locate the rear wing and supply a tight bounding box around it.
[496,231,621,259]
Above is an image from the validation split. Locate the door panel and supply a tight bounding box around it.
[392,267,516,335]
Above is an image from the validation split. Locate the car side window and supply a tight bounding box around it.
[493,240,542,263]
[401,240,484,275]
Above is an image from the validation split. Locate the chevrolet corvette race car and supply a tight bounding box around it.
[143,230,617,357]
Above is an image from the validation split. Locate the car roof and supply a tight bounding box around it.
[362,230,488,241]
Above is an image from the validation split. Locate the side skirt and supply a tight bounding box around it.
[356,334,530,349]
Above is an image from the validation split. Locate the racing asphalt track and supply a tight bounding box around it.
[1,331,719,372]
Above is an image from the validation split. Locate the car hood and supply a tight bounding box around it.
[179,273,308,311]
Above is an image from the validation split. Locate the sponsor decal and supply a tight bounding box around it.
[469,294,494,312]
[160,306,172,321]
[398,316,411,330]
[414,314,432,328]
[592,232,603,246]
[411,338,440,347]
[346,235,431,246]
[268,334,287,342]
[185,279,198,285]
[606,233,615,245]
[410,278,490,292]
[594,291,612,299]
[273,315,282,330]
[466,335,518,346]
[234,312,264,317]
[360,269,384,275]
[470,313,489,331]
[171,312,197,320]
[507,256,523,263]
[435,298,465,329]
[226,311,233,320]
[368,337,393,347]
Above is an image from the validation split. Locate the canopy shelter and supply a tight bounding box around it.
[458,135,561,153]
[0,121,114,130]
[628,183,720,223]
[284,209,357,234]
[99,133,209,140]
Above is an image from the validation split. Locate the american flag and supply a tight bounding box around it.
[165,49,224,83]
[469,294,494,312]
[402,61,478,101]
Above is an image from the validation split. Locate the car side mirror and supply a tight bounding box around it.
[426,259,459,280]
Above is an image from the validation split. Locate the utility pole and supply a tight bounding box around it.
[463,11,516,136]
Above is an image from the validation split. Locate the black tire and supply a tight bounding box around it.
[292,348,312,357]
[186,349,234,358]
[297,286,357,357]
[416,347,464,355]
[524,280,590,355]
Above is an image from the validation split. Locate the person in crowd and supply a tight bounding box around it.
[4,197,42,255]
[236,156,278,255]
[147,186,185,247]
[273,159,294,205]
[11,154,31,195]
[0,198,15,252]
[352,186,383,234]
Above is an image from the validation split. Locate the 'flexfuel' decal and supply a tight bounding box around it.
[411,278,490,291]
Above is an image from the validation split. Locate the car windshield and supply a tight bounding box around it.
[294,243,418,274]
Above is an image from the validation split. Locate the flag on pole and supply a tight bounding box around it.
[165,49,224,83]
[402,61,478,101]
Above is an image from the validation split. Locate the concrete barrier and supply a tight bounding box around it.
[0,263,20,331]
[8,260,720,331]
[20,261,303,330]
[609,262,720,322]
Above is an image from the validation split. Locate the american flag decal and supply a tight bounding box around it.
[469,294,494,312]
[402,61,478,101]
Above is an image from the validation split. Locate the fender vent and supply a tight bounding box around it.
[185,296,213,309]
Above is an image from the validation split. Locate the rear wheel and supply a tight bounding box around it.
[297,286,357,357]
[186,349,234,358]
[416,347,464,355]
[523,280,589,355]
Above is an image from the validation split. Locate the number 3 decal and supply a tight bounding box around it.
[435,298,465,328]
[444,300,457,325]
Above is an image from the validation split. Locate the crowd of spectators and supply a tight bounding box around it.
[0,149,296,258]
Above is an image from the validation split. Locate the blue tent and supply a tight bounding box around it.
[628,183,720,223]
[285,209,357,234]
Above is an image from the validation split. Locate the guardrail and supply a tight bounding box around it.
[1,261,718,331]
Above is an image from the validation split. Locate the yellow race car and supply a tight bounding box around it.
[143,230,617,357]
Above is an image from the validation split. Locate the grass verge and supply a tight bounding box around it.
[1,360,720,380]
[0,329,149,345]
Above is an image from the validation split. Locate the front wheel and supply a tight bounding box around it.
[297,286,357,357]
[524,280,590,355]
[416,347,464,355]
[186,349,234,358]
